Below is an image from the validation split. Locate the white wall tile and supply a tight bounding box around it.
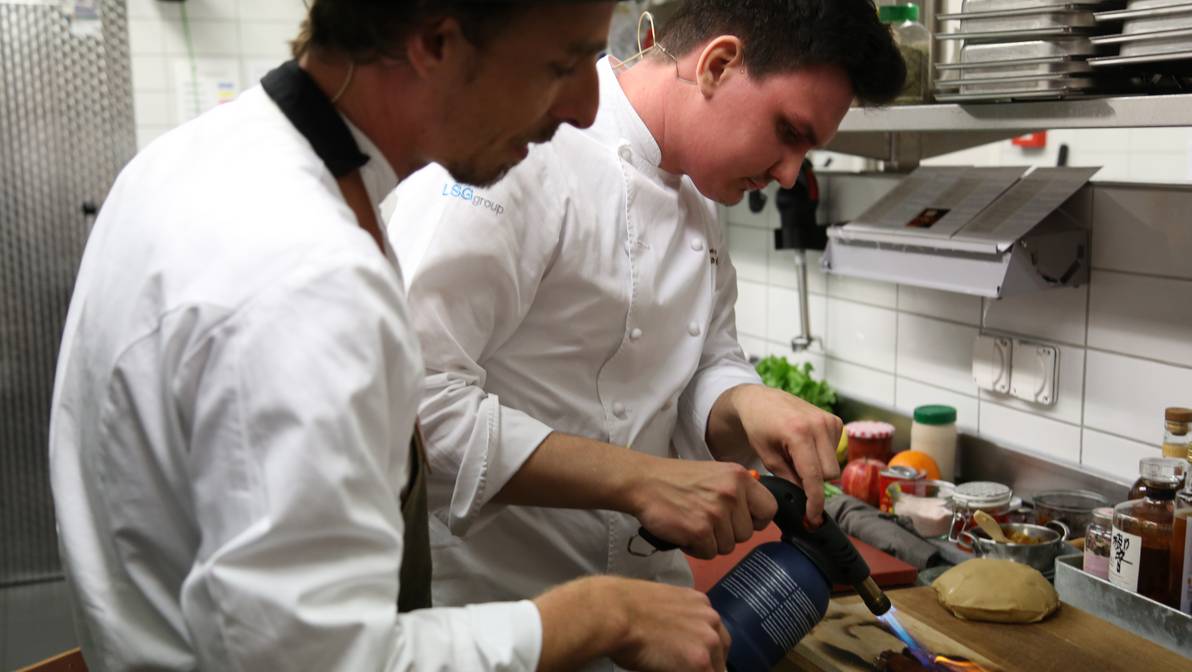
[164,19,241,56]
[979,401,1082,464]
[895,377,979,433]
[897,285,982,326]
[1075,152,1130,182]
[768,289,826,354]
[897,314,979,395]
[128,18,166,55]
[1052,128,1131,154]
[1092,186,1192,280]
[827,274,897,308]
[738,334,768,362]
[135,125,170,151]
[825,298,897,372]
[981,343,1085,425]
[1084,350,1192,444]
[128,0,180,20]
[133,91,172,126]
[1127,128,1192,154]
[180,0,239,20]
[1128,152,1192,184]
[735,280,768,340]
[1089,271,1192,368]
[982,285,1088,346]
[239,21,302,57]
[769,248,827,295]
[766,344,827,377]
[1081,429,1160,484]
[727,225,768,283]
[723,185,778,229]
[826,358,896,408]
[239,0,309,21]
[131,54,169,91]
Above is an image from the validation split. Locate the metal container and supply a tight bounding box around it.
[1089,47,1192,64]
[937,25,1098,42]
[957,38,1100,63]
[1128,0,1192,9]
[935,88,1095,101]
[964,521,1071,574]
[963,0,1115,11]
[1096,3,1192,32]
[954,74,1098,93]
[1032,489,1110,538]
[937,57,1094,78]
[1055,554,1192,658]
[1093,26,1192,54]
[943,7,1100,33]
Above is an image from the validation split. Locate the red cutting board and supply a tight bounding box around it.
[686,523,917,593]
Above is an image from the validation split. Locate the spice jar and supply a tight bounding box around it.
[911,404,957,482]
[845,421,895,462]
[878,4,931,104]
[1112,458,1182,605]
[1084,507,1114,580]
[1163,407,1192,460]
[949,481,1013,548]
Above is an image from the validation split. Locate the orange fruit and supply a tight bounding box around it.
[888,450,941,481]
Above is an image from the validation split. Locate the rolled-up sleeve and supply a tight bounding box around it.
[389,162,565,536]
[674,227,763,463]
[177,252,542,671]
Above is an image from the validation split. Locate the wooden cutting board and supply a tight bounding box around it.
[777,587,1190,672]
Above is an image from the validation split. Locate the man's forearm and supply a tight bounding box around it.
[493,432,653,514]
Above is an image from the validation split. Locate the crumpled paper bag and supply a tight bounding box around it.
[932,559,1059,623]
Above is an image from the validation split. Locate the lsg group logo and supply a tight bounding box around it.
[441,182,505,216]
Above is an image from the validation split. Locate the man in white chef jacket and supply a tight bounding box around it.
[386,0,907,641]
[48,2,741,671]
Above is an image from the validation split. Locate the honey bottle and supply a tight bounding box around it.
[1111,459,1181,606]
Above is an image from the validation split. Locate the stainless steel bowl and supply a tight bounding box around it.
[964,521,1071,574]
[1032,489,1110,538]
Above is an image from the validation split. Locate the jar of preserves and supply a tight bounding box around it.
[1128,457,1186,500]
[1084,507,1114,580]
[949,481,1013,548]
[844,421,895,462]
[1162,407,1192,460]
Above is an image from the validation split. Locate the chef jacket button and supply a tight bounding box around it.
[629,327,643,341]
[613,402,627,418]
[618,146,633,162]
[688,322,702,337]
[691,239,705,252]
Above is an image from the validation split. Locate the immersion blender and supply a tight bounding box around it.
[636,474,892,671]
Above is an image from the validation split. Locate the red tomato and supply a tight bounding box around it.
[841,458,887,507]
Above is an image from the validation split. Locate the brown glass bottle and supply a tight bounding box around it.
[1111,460,1182,606]
[1128,457,1186,500]
[1171,488,1192,613]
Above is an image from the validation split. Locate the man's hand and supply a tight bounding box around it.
[534,575,732,672]
[707,384,843,526]
[625,458,776,559]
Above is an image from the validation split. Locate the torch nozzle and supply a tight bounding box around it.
[856,576,892,616]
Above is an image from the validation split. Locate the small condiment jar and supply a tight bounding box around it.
[949,481,1013,548]
[1083,507,1114,580]
[845,421,895,462]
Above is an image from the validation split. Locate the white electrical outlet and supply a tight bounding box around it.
[1010,340,1059,406]
[973,334,1012,394]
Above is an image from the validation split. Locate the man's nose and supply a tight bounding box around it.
[551,61,601,130]
[771,151,807,190]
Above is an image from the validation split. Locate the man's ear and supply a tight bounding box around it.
[695,36,745,97]
[405,16,471,79]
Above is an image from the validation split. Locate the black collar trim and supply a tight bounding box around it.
[261,60,370,178]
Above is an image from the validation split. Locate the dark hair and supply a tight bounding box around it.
[655,0,906,106]
[292,1,531,62]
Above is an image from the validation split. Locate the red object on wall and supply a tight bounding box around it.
[686,524,918,593]
[1012,131,1048,148]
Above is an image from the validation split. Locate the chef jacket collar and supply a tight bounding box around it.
[597,56,665,172]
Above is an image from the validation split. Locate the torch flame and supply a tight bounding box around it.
[934,654,988,671]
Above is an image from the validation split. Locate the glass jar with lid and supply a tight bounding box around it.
[1163,407,1192,460]
[845,421,895,462]
[948,481,1013,548]
[1084,507,1114,580]
[1111,458,1182,605]
[1128,457,1186,500]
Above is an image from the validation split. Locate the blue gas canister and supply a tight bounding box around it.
[636,475,892,671]
[707,541,830,671]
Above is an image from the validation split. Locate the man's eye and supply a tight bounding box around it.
[549,61,579,78]
[780,123,801,145]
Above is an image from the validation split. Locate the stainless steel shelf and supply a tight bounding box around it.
[827,94,1192,166]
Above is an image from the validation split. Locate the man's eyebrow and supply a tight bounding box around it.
[564,39,610,57]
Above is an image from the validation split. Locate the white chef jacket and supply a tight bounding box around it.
[49,84,540,672]
[387,57,762,633]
